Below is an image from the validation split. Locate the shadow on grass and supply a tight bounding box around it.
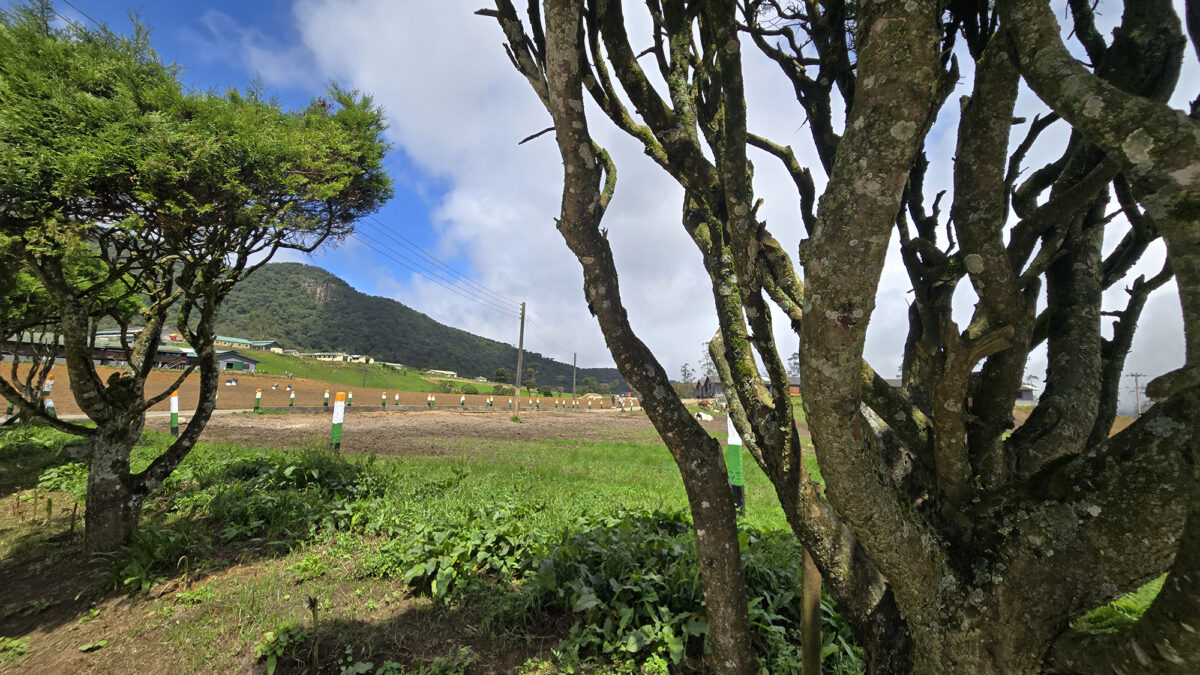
[0,431,387,641]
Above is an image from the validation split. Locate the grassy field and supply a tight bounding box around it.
[0,421,837,674]
[251,352,435,392]
[0,418,1157,674]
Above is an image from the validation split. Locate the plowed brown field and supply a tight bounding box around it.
[2,363,636,415]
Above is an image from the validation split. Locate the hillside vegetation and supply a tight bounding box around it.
[216,263,629,392]
[250,351,434,392]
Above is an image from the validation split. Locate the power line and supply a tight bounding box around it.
[351,232,520,320]
[352,231,520,319]
[362,216,522,310]
[359,216,574,358]
[60,0,101,29]
[359,219,522,312]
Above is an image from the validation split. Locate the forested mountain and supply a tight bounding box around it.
[216,263,629,392]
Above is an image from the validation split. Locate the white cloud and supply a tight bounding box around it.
[221,0,1190,404]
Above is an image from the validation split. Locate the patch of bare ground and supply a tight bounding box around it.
[146,410,730,456]
[0,529,560,674]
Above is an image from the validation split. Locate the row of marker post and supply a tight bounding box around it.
[5,377,56,419]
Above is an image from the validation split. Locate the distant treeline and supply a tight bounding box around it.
[214,263,629,392]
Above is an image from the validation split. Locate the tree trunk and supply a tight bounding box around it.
[83,431,142,554]
[84,460,140,554]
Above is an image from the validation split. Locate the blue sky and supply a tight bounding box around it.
[9,1,1194,408]
[51,1,471,314]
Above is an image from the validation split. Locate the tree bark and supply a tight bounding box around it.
[535,2,758,671]
[83,433,142,554]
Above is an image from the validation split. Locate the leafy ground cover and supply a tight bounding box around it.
[0,419,1158,673]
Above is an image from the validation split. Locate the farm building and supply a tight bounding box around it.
[884,377,1037,403]
[214,336,283,353]
[427,369,458,378]
[694,374,723,398]
[300,352,374,364]
[217,351,258,372]
[91,345,192,369]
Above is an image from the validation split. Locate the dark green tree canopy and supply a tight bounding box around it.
[0,2,392,553]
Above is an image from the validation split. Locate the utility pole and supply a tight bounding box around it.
[1128,372,1145,416]
[571,352,577,404]
[514,302,526,399]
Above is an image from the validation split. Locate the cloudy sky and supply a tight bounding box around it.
[27,0,1195,412]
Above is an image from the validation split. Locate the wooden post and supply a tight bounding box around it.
[725,414,745,514]
[330,392,346,452]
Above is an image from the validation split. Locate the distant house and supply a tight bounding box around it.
[788,376,801,396]
[695,374,723,398]
[885,377,1038,403]
[475,376,489,382]
[217,351,258,372]
[91,345,192,369]
[214,336,283,353]
[427,369,458,378]
[301,352,348,362]
[347,354,374,364]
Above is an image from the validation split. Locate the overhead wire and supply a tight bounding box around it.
[351,232,520,321]
[361,217,574,360]
[359,217,522,312]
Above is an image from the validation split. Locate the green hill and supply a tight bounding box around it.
[216,263,629,392]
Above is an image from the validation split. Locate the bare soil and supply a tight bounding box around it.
[2,363,637,417]
[146,409,730,455]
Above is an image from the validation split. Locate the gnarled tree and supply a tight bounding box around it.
[0,5,391,553]
[488,0,1199,672]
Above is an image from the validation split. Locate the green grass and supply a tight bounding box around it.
[250,352,434,391]
[0,423,843,673]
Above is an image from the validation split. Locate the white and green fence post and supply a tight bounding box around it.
[348,391,354,407]
[41,376,55,417]
[289,391,295,407]
[324,389,330,407]
[330,391,346,452]
[382,391,387,408]
[394,393,399,406]
[255,388,262,411]
[460,395,466,408]
[726,415,746,514]
[170,390,180,437]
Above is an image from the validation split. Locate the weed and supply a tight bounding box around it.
[175,585,215,605]
[73,606,101,628]
[78,640,108,652]
[1073,575,1165,634]
[253,621,308,675]
[37,462,87,502]
[98,521,199,593]
[1,597,51,619]
[0,636,30,667]
[419,646,475,675]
